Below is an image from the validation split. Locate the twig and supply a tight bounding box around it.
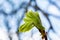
[39,29,47,40]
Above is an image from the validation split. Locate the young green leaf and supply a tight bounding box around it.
[23,18,32,23]
[18,11,47,40]
[19,10,45,32]
[19,22,34,32]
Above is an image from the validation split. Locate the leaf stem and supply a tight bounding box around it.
[39,29,47,40]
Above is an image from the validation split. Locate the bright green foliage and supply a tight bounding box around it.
[19,11,45,32]
[19,22,34,32]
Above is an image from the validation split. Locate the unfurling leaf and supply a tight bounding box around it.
[19,10,45,32]
[19,22,34,32]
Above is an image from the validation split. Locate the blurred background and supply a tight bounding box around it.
[0,0,60,40]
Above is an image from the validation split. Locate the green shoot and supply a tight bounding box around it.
[18,10,47,40]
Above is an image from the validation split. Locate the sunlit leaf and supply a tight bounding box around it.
[19,10,45,32]
[23,18,32,23]
[19,22,34,32]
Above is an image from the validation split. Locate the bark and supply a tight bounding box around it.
[39,30,47,40]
